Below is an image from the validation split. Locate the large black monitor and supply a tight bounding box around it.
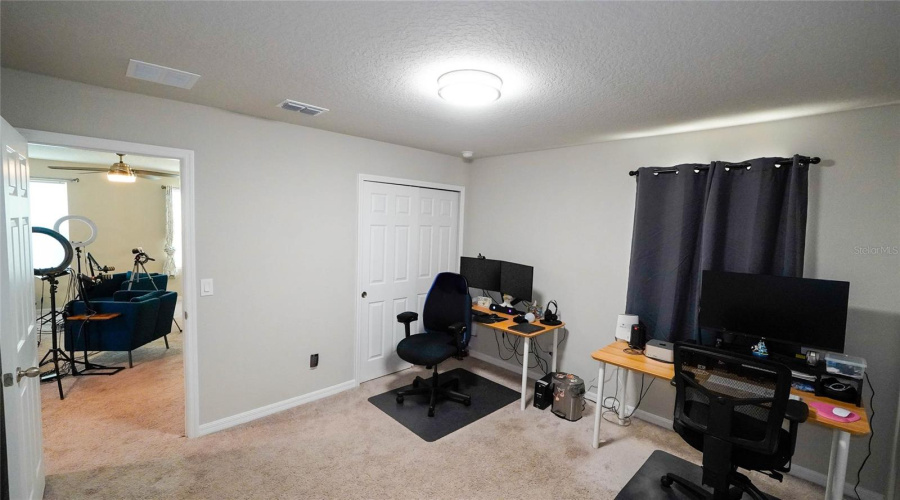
[500,261,534,302]
[698,271,849,353]
[459,257,501,291]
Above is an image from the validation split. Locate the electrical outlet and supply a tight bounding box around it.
[310,354,319,369]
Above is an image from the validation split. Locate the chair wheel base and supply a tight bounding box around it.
[394,371,471,417]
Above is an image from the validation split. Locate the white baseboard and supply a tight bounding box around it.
[197,379,357,436]
[789,463,883,500]
[584,396,884,500]
[468,349,547,381]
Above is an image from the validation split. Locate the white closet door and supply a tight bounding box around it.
[413,188,460,324]
[357,182,460,382]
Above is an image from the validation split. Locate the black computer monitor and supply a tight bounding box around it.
[459,257,501,292]
[698,271,849,353]
[500,261,534,302]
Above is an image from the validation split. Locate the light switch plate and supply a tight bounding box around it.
[200,279,214,296]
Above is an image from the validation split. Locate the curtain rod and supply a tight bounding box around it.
[628,156,820,176]
[32,176,79,183]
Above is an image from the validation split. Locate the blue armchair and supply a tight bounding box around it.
[65,290,178,367]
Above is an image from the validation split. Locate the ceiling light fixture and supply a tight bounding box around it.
[106,154,137,183]
[438,70,502,107]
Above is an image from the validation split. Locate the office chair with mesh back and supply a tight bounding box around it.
[395,272,472,417]
[662,343,809,500]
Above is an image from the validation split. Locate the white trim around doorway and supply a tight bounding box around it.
[353,174,466,387]
[19,128,201,438]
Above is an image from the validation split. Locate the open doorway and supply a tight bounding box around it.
[19,129,200,449]
[27,143,189,469]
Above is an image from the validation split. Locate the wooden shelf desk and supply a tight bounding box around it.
[590,340,870,500]
[471,304,566,410]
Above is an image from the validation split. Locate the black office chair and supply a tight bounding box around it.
[395,272,472,417]
[662,343,809,500]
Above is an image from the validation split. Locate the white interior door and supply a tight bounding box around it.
[1,117,45,500]
[358,181,460,382]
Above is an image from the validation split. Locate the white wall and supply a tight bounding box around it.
[464,104,900,497]
[0,69,468,424]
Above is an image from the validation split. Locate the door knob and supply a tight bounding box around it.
[16,366,40,383]
[361,291,367,298]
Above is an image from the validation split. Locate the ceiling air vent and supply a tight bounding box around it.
[126,59,200,89]
[278,99,329,116]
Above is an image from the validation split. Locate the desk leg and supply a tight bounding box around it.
[825,430,850,500]
[593,362,606,448]
[520,337,531,410]
[551,329,558,373]
[617,368,629,424]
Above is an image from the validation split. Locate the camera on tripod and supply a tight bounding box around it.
[132,247,155,265]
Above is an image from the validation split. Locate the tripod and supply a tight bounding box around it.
[37,272,72,400]
[66,246,125,378]
[127,248,182,333]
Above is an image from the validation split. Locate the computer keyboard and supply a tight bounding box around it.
[472,309,503,324]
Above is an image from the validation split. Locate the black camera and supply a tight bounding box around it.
[132,247,155,264]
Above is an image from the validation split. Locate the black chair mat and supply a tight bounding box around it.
[616,450,780,499]
[368,368,520,442]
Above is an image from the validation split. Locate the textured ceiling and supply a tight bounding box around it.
[2,2,898,158]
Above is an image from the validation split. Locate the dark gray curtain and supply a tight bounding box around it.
[625,156,809,342]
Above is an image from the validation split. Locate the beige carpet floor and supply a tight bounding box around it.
[39,332,825,499]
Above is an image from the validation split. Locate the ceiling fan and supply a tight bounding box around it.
[48,153,178,183]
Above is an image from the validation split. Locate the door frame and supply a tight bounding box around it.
[17,128,201,438]
[354,174,466,386]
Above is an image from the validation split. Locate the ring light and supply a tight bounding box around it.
[32,227,74,276]
[53,215,97,248]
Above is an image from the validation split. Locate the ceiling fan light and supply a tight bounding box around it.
[107,170,136,183]
[107,154,136,182]
[437,70,502,107]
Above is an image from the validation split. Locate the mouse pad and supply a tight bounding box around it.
[808,401,861,423]
[509,323,545,334]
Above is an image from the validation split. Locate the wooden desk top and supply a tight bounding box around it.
[66,313,121,321]
[592,340,870,436]
[471,304,565,338]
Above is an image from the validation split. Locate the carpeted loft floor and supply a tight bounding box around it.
[40,332,825,500]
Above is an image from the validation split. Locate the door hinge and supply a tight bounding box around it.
[2,373,12,387]
[184,311,188,320]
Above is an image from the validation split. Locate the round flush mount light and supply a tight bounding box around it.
[438,70,502,106]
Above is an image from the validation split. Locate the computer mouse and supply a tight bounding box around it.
[831,407,852,418]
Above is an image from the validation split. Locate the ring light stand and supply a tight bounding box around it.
[33,227,74,400]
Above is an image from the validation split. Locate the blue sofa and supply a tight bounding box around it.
[65,289,178,367]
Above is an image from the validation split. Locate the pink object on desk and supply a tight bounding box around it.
[808,401,860,423]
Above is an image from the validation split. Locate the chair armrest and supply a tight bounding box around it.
[785,400,809,423]
[448,322,467,353]
[396,312,419,337]
[784,400,809,461]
